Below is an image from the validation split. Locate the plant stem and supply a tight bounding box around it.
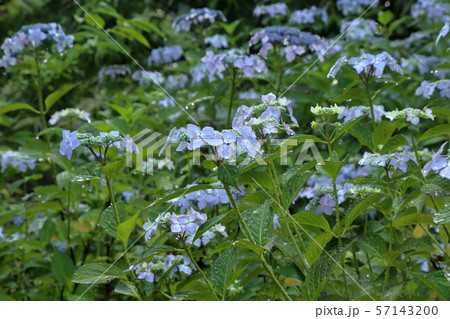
[223,183,292,300]
[226,68,237,128]
[183,242,219,301]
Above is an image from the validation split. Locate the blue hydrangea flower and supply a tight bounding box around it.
[253,3,288,18]
[147,45,183,66]
[289,6,328,25]
[337,0,379,16]
[422,142,450,179]
[204,35,229,49]
[98,65,131,80]
[132,70,164,85]
[49,108,91,125]
[1,150,37,173]
[59,130,80,160]
[411,0,450,23]
[172,8,226,33]
[341,19,377,40]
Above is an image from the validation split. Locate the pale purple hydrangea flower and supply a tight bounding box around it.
[436,19,449,44]
[253,3,288,18]
[1,150,37,173]
[121,191,133,202]
[411,0,450,23]
[338,105,385,122]
[415,81,437,98]
[49,108,91,125]
[337,0,379,16]
[59,130,80,160]
[98,65,131,80]
[204,35,229,49]
[147,45,183,66]
[341,19,377,40]
[284,45,306,62]
[172,8,226,33]
[422,142,450,179]
[131,70,164,85]
[239,89,260,100]
[289,6,328,25]
[165,74,189,90]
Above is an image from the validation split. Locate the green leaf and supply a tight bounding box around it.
[349,122,374,151]
[345,194,384,228]
[113,26,150,48]
[146,185,222,208]
[381,135,409,154]
[420,184,450,197]
[210,247,236,296]
[117,211,139,245]
[241,200,274,246]
[392,214,433,227]
[100,201,127,239]
[40,218,56,243]
[331,87,365,104]
[0,103,39,115]
[218,164,239,188]
[306,232,333,265]
[303,249,341,300]
[141,245,175,259]
[318,161,345,180]
[378,10,393,26]
[128,18,165,38]
[356,233,386,261]
[85,13,105,28]
[408,271,450,300]
[332,115,365,142]
[418,125,450,143]
[52,250,75,288]
[114,280,141,300]
[433,203,450,225]
[287,212,331,232]
[372,121,397,149]
[239,170,273,189]
[45,83,78,112]
[213,82,230,98]
[72,263,125,284]
[101,159,124,180]
[234,239,264,254]
[281,172,312,208]
[193,214,227,242]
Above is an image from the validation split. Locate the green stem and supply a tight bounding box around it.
[226,68,237,128]
[183,242,219,301]
[223,183,291,300]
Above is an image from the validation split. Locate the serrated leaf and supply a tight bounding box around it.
[418,125,450,143]
[356,233,386,260]
[408,271,450,300]
[303,249,341,300]
[114,280,141,300]
[286,212,331,232]
[141,245,175,259]
[101,159,124,180]
[45,83,78,112]
[241,200,274,246]
[234,239,264,254]
[332,115,365,142]
[281,172,312,208]
[372,121,397,149]
[72,263,125,284]
[210,248,236,295]
[381,135,409,154]
[306,232,333,265]
[420,184,450,197]
[193,214,227,242]
[318,161,345,180]
[433,203,450,225]
[218,164,239,188]
[100,201,127,239]
[117,211,139,245]
[52,250,75,288]
[345,194,384,228]
[392,214,433,227]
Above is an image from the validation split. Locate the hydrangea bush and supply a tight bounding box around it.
[0,0,449,301]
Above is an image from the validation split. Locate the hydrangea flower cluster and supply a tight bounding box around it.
[0,23,74,68]
[422,142,450,179]
[132,70,164,85]
[59,130,138,160]
[204,35,229,49]
[248,26,320,61]
[310,104,344,117]
[401,54,446,76]
[358,150,415,172]
[239,89,260,99]
[165,74,189,90]
[147,45,183,66]
[49,108,91,125]
[436,19,449,44]
[239,93,298,135]
[336,0,379,16]
[411,0,450,23]
[253,3,288,18]
[1,150,37,173]
[289,6,328,25]
[172,8,226,33]
[415,80,450,99]
[385,107,434,125]
[143,208,227,247]
[169,184,231,213]
[129,254,193,283]
[200,50,268,81]
[341,19,377,40]
[98,65,131,80]
[338,105,385,122]
[327,52,403,78]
